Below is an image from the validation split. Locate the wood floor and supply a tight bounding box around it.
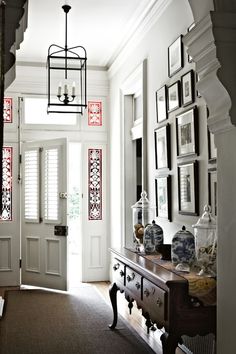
[0,283,184,354]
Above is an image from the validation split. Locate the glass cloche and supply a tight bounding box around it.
[131,191,154,251]
[192,205,217,277]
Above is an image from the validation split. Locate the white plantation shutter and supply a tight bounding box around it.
[43,147,60,223]
[24,148,40,222]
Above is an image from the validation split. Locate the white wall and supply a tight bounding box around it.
[108,0,210,249]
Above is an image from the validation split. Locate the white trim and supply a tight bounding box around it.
[108,0,173,78]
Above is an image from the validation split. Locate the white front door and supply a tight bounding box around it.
[0,143,20,286]
[21,138,68,290]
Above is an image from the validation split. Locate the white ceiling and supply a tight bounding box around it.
[17,0,156,68]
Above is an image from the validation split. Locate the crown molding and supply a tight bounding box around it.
[108,0,173,78]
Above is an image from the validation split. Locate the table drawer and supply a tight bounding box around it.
[112,258,125,286]
[125,266,142,298]
[142,278,167,325]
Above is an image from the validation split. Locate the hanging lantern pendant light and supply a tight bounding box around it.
[47,3,87,114]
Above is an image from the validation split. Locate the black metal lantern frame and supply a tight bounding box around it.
[47,4,87,114]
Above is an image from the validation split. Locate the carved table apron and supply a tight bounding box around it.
[109,248,216,354]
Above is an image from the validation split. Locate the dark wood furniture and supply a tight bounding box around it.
[109,248,216,354]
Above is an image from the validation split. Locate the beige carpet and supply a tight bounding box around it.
[0,287,155,354]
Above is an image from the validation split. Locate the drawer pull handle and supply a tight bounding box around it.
[135,282,141,290]
[120,270,125,277]
[113,263,120,271]
[144,288,150,297]
[127,272,135,282]
[156,298,162,307]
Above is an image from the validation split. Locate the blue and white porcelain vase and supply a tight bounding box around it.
[144,220,163,254]
[171,225,195,272]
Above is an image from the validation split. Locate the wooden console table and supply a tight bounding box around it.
[109,248,216,354]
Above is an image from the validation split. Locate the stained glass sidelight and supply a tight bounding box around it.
[88,148,102,220]
[88,101,102,126]
[3,98,13,123]
[0,147,12,221]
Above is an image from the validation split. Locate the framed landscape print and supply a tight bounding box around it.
[168,35,183,77]
[208,168,217,218]
[155,175,171,221]
[178,160,198,215]
[154,124,170,170]
[156,85,167,123]
[176,106,198,157]
[181,70,195,106]
[168,81,181,112]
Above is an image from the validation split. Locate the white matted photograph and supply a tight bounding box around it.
[155,175,171,220]
[181,70,195,106]
[168,35,183,77]
[156,85,167,123]
[176,106,198,157]
[178,160,198,215]
[168,81,181,112]
[154,124,170,170]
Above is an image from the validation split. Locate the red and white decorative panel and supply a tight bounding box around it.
[0,147,13,221]
[88,101,102,126]
[3,98,13,123]
[88,148,102,220]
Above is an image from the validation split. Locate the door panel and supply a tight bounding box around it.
[0,144,20,286]
[21,138,68,290]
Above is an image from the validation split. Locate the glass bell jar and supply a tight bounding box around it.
[192,205,217,277]
[131,191,154,252]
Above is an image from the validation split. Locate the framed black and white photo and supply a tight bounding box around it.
[154,124,170,170]
[168,35,183,78]
[155,175,171,221]
[168,81,181,112]
[181,70,195,106]
[156,85,167,123]
[178,160,198,215]
[176,106,198,157]
[208,168,217,218]
[208,129,217,163]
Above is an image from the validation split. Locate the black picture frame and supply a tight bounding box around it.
[181,69,195,107]
[208,129,217,163]
[176,106,198,158]
[155,175,171,221]
[156,85,167,123]
[178,160,199,215]
[168,81,181,112]
[168,35,183,78]
[208,168,217,218]
[154,124,171,170]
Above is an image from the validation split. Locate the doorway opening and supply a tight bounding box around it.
[136,138,142,201]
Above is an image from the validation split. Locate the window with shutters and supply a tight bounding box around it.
[24,149,40,222]
[44,147,59,223]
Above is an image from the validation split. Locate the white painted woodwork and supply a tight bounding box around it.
[0,143,20,286]
[81,143,108,282]
[21,138,68,290]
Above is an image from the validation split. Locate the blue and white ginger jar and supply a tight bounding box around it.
[144,220,163,254]
[171,226,195,265]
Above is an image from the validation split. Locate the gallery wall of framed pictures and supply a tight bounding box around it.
[154,27,217,222]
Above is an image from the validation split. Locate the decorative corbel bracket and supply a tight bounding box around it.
[183,11,236,134]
